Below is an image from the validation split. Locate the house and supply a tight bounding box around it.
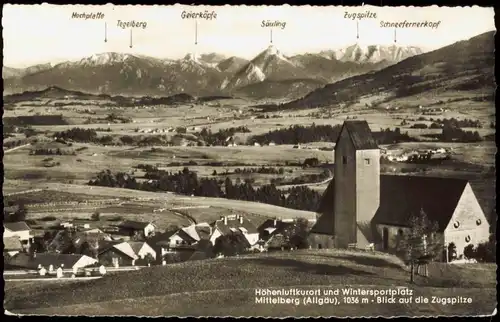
[153,223,213,259]
[258,218,294,239]
[72,231,113,254]
[98,241,136,267]
[5,253,98,270]
[211,215,259,248]
[3,236,24,257]
[146,230,178,259]
[258,218,295,251]
[168,223,213,247]
[4,222,33,247]
[3,205,20,216]
[308,120,490,260]
[116,220,156,238]
[98,241,156,267]
[162,240,214,264]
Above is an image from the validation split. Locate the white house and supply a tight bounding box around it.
[117,220,156,238]
[113,241,157,261]
[211,215,260,248]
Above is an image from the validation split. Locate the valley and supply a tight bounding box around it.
[3,4,496,318]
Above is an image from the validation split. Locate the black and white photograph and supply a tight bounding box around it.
[2,4,496,317]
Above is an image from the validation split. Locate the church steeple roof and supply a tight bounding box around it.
[335,120,379,150]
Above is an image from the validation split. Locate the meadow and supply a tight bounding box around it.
[4,249,496,316]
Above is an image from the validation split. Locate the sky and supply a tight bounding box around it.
[2,4,495,68]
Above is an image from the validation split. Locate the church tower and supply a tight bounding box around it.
[333,120,380,248]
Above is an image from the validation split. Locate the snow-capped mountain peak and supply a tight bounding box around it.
[184,52,201,63]
[78,52,134,67]
[319,44,424,64]
[266,45,279,56]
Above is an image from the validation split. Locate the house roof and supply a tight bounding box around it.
[128,241,146,255]
[146,230,177,248]
[265,234,289,249]
[194,223,212,240]
[3,236,23,251]
[113,242,139,260]
[212,216,258,236]
[3,205,20,214]
[335,120,379,150]
[72,231,110,248]
[5,253,94,269]
[98,240,122,253]
[47,230,74,253]
[181,225,201,241]
[258,219,294,236]
[4,221,31,232]
[118,220,152,230]
[176,229,198,244]
[310,175,469,235]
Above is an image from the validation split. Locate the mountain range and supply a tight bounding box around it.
[3,43,425,99]
[281,31,495,110]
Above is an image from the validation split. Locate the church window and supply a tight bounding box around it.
[453,221,460,228]
[465,235,471,243]
[397,229,404,236]
[342,156,347,164]
[476,219,482,226]
[364,158,370,165]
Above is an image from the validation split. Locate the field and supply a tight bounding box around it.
[3,90,496,231]
[4,249,496,316]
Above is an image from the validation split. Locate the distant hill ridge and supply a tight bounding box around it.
[3,42,427,100]
[3,86,236,106]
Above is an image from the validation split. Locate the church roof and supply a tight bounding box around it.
[310,175,469,235]
[335,120,379,150]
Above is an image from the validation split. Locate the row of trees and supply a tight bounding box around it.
[30,148,76,156]
[88,168,322,212]
[214,166,290,176]
[195,126,251,146]
[441,125,483,142]
[249,124,417,146]
[434,117,483,128]
[271,169,331,186]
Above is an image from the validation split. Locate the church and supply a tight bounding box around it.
[308,120,490,259]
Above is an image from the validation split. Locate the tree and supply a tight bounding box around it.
[213,233,248,257]
[286,218,310,249]
[447,242,457,262]
[91,211,100,221]
[475,234,496,263]
[394,208,441,283]
[463,244,476,259]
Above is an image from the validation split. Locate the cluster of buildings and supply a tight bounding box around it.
[3,214,297,273]
[136,127,176,134]
[382,147,450,162]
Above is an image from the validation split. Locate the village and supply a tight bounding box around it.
[4,210,302,279]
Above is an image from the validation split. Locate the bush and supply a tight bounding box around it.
[410,123,428,129]
[91,212,100,221]
[463,244,476,259]
[39,216,57,221]
[107,216,123,222]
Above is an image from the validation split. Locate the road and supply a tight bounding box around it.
[276,177,332,190]
[4,143,31,154]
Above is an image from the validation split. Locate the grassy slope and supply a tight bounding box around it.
[5,250,496,316]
